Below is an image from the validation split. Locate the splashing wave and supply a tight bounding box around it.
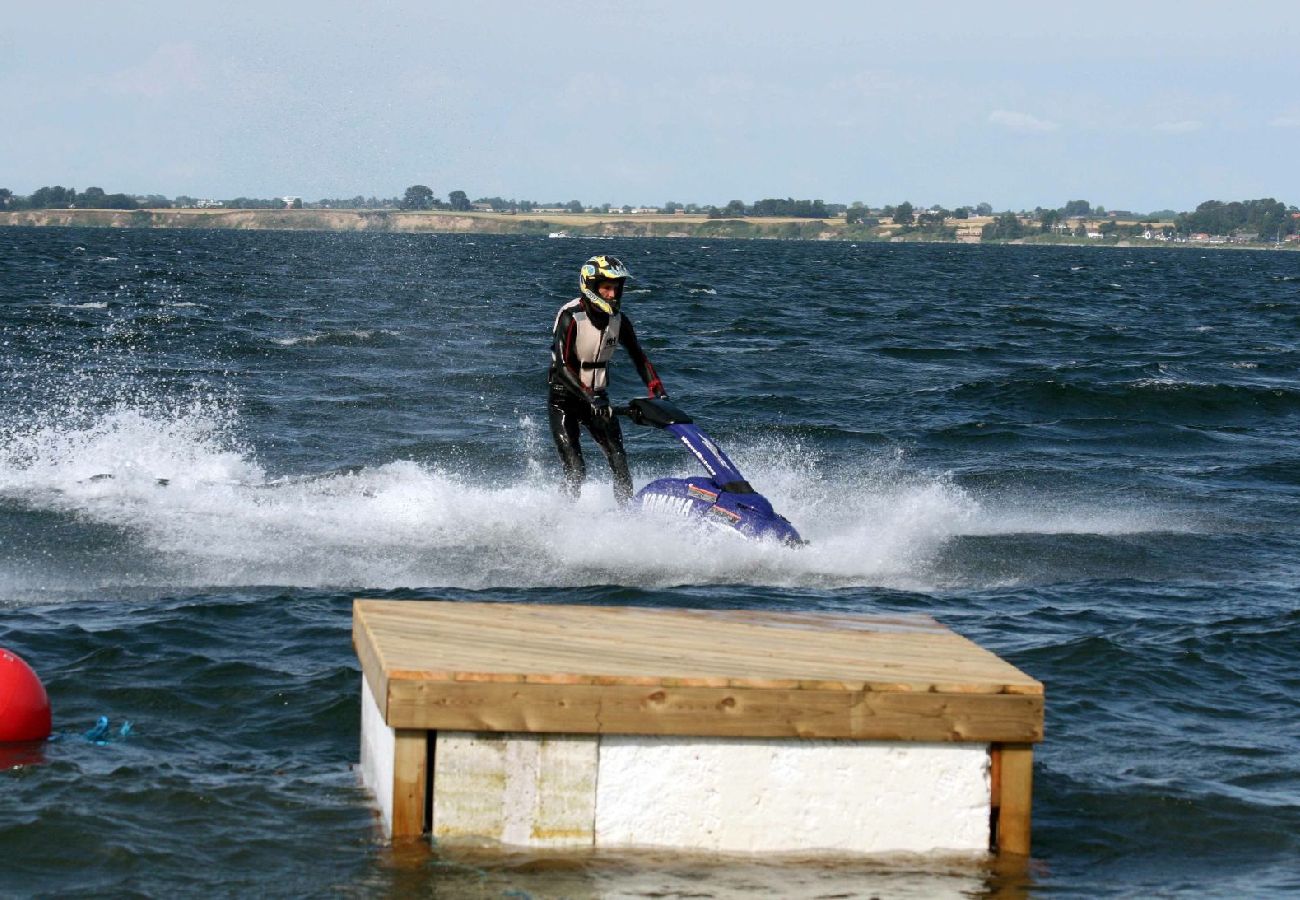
[0,402,1187,598]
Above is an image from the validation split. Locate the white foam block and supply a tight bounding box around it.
[432,732,598,848]
[594,736,991,854]
[358,677,396,837]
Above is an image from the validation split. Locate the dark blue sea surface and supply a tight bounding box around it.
[1,226,1298,897]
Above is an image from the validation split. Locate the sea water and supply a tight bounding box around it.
[1,227,1297,896]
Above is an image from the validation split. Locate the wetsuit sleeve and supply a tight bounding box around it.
[618,316,667,397]
[550,307,591,396]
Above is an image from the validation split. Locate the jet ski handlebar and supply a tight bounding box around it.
[616,397,694,428]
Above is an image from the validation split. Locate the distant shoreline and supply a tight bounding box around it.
[2,208,1296,250]
[0,207,886,240]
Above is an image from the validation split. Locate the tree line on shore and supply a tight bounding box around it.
[980,198,1298,242]
[2,184,1295,242]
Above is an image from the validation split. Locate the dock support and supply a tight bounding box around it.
[359,678,430,839]
[392,729,429,839]
[992,743,1034,855]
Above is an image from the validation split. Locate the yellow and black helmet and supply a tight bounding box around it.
[579,255,631,315]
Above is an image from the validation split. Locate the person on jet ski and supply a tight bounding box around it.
[548,255,668,503]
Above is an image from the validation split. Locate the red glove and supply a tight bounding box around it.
[646,378,668,399]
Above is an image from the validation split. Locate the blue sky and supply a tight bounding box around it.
[4,2,1297,212]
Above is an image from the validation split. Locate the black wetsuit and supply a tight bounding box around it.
[548,297,665,502]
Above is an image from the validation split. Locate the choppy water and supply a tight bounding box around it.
[1,226,1298,897]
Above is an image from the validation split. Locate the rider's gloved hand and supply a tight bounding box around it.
[647,379,669,400]
[590,391,613,422]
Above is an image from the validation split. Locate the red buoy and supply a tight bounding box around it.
[0,648,52,742]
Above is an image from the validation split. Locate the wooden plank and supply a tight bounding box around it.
[353,613,389,719]
[391,728,428,839]
[401,606,984,682]
[995,743,1034,855]
[361,603,1009,688]
[990,744,1002,807]
[385,679,1044,743]
[353,600,1042,696]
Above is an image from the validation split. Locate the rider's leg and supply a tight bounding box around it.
[548,390,586,498]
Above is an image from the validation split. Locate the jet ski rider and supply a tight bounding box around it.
[548,255,668,503]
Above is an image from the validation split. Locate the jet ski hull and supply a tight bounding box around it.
[634,476,803,545]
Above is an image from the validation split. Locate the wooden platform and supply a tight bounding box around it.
[354,599,1041,742]
[353,599,1044,853]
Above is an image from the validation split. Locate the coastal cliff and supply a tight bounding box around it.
[0,207,856,240]
[1,208,518,233]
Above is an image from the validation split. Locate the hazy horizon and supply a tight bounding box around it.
[4,2,1298,212]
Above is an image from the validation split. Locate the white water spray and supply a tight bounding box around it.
[0,402,1188,599]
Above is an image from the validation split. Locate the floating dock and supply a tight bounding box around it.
[353,599,1043,855]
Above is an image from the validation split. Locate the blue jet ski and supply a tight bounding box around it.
[619,397,803,545]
